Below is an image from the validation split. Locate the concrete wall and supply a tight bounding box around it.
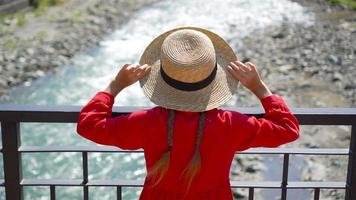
[0,0,14,5]
[0,0,30,14]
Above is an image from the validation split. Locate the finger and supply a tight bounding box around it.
[229,62,241,72]
[121,64,130,69]
[236,60,250,71]
[144,65,152,73]
[127,64,139,71]
[138,64,147,69]
[246,62,257,72]
[243,62,252,71]
[233,61,247,72]
[133,64,144,72]
[137,66,151,79]
[229,62,248,79]
[227,65,237,76]
[139,64,148,70]
[134,64,149,75]
[235,61,251,72]
[227,64,245,80]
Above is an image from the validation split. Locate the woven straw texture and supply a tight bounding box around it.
[139,27,239,112]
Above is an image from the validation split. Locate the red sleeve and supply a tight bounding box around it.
[76,91,150,150]
[229,95,300,151]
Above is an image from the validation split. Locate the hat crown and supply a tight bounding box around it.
[160,29,216,83]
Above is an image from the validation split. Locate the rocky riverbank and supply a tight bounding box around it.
[0,0,159,100]
[229,0,356,199]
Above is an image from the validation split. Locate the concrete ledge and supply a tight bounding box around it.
[0,0,29,15]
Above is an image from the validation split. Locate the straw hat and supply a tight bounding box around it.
[139,27,239,112]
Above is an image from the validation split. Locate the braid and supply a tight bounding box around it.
[147,110,207,194]
[181,112,206,194]
[167,110,175,150]
[147,110,175,187]
[195,112,206,149]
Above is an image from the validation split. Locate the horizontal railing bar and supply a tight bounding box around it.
[1,105,356,124]
[21,179,82,186]
[18,146,349,155]
[288,181,346,189]
[21,179,144,187]
[233,181,346,189]
[231,181,281,188]
[20,179,345,189]
[240,148,349,155]
[0,105,82,123]
[18,146,143,153]
[87,180,144,187]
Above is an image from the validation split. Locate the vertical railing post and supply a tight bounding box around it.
[346,124,356,200]
[50,185,56,200]
[281,154,289,200]
[248,188,254,200]
[1,122,22,200]
[117,186,122,200]
[82,152,89,200]
[314,188,320,200]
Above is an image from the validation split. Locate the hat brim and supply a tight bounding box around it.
[139,27,239,112]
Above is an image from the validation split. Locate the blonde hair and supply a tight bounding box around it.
[147,110,206,194]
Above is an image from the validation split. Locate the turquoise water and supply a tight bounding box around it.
[0,0,314,199]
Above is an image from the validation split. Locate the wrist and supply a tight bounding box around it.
[251,81,272,100]
[104,80,125,96]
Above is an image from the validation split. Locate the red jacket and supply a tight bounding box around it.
[77,91,299,199]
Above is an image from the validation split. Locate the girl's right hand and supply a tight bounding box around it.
[104,64,151,96]
[114,64,151,90]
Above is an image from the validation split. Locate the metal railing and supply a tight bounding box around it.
[0,105,355,200]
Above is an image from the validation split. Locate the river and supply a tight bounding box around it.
[1,0,314,199]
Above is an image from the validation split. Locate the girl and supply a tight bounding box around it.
[77,27,299,199]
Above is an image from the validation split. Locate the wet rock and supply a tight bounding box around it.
[245,165,260,173]
[89,16,103,25]
[331,160,341,167]
[233,192,246,199]
[332,72,343,82]
[0,78,7,88]
[4,62,16,71]
[52,41,64,50]
[272,32,285,39]
[40,46,56,54]
[300,61,309,69]
[28,59,38,66]
[326,54,342,65]
[6,76,17,86]
[4,50,17,61]
[35,70,45,77]
[3,19,13,26]
[18,57,26,64]
[344,84,356,90]
[277,64,295,74]
[316,59,325,65]
[25,48,36,56]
